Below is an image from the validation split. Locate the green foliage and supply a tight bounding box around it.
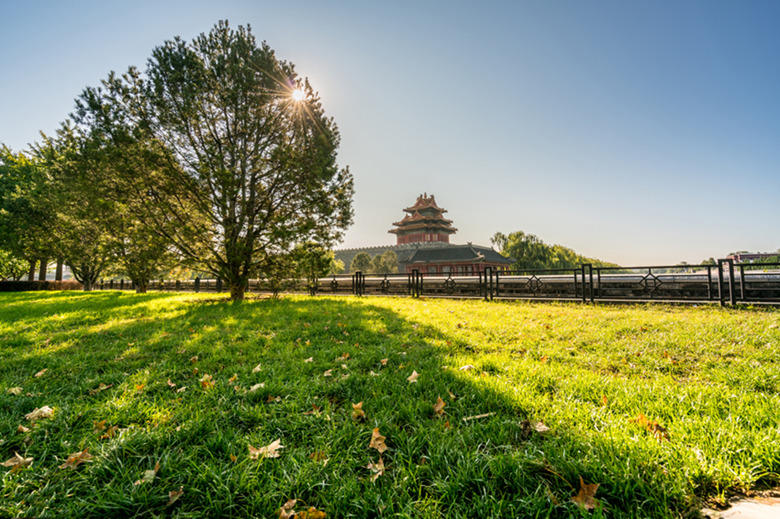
[1,293,779,517]
[493,230,620,271]
[0,248,28,281]
[350,251,372,273]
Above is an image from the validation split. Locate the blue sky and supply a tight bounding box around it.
[2,0,778,265]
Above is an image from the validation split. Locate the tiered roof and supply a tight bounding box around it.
[388,193,457,241]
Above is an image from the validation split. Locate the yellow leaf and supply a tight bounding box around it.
[336,353,350,361]
[167,379,177,388]
[99,425,119,440]
[134,461,160,485]
[323,369,333,377]
[167,486,184,506]
[296,506,327,518]
[249,439,283,460]
[252,363,262,373]
[17,424,30,433]
[230,454,237,462]
[458,364,475,371]
[35,368,47,377]
[304,357,314,363]
[2,452,33,473]
[199,374,214,389]
[6,387,23,395]
[407,371,419,383]
[228,374,238,384]
[369,428,388,454]
[190,356,198,363]
[25,406,54,421]
[59,448,93,470]
[380,358,388,366]
[571,476,599,510]
[351,402,366,421]
[433,397,446,417]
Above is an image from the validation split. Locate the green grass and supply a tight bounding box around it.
[1,292,779,518]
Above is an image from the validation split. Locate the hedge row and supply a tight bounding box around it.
[0,280,83,292]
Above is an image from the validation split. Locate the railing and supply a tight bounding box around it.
[96,260,780,306]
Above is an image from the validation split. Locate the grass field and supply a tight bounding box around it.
[1,292,779,518]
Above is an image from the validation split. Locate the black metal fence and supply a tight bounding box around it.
[97,259,780,306]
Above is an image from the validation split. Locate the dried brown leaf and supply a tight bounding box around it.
[89,383,113,395]
[369,428,388,454]
[433,397,446,417]
[7,387,23,395]
[278,499,297,519]
[407,370,419,383]
[351,402,366,421]
[249,439,283,460]
[59,448,93,469]
[571,476,599,510]
[2,452,33,473]
[167,486,184,506]
[25,406,54,421]
[35,368,48,377]
[367,456,385,482]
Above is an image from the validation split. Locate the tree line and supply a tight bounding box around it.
[0,21,353,301]
[492,231,620,271]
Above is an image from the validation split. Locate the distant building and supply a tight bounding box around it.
[726,252,778,263]
[335,194,513,274]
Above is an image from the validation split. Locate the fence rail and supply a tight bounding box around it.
[97,260,780,306]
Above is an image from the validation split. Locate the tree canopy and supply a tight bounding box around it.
[73,21,353,300]
[492,231,620,271]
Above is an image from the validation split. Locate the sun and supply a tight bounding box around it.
[291,88,305,102]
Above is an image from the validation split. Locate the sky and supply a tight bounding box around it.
[1,0,779,265]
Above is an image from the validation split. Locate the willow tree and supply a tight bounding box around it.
[79,21,353,301]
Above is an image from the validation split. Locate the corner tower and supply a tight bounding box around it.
[388,193,458,245]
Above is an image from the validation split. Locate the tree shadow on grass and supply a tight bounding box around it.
[1,294,757,518]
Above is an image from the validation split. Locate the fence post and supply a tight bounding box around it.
[175,280,181,291]
[194,277,200,293]
[216,278,223,293]
[727,259,736,305]
[494,269,500,298]
[717,259,728,306]
[120,279,124,290]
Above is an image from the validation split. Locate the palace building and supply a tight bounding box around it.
[335,194,513,274]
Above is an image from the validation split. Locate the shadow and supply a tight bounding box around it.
[2,293,764,518]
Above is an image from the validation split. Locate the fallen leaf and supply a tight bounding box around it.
[380,358,388,366]
[407,371,419,383]
[369,370,379,376]
[336,353,350,361]
[190,355,198,363]
[99,425,119,440]
[17,424,31,433]
[176,386,187,393]
[323,369,333,377]
[199,374,214,389]
[89,383,113,395]
[248,383,264,392]
[35,368,48,377]
[304,357,314,363]
[367,456,385,482]
[534,422,550,433]
[59,448,93,469]
[229,454,237,462]
[651,423,671,442]
[252,363,262,373]
[459,364,475,371]
[369,428,388,453]
[352,402,366,421]
[167,379,177,388]
[539,356,548,363]
[228,374,238,384]
[249,439,284,460]
[134,461,160,485]
[267,395,282,403]
[278,499,297,519]
[309,451,328,463]
[296,506,327,518]
[2,452,33,473]
[448,390,457,401]
[571,476,599,510]
[25,406,54,421]
[135,384,145,392]
[167,486,184,506]
[303,404,322,415]
[601,396,608,406]
[6,387,23,395]
[433,397,446,417]
[462,412,495,422]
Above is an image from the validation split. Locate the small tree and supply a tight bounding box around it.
[350,252,372,273]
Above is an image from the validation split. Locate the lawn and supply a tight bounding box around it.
[1,292,779,518]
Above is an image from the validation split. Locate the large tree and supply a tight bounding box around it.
[79,21,353,301]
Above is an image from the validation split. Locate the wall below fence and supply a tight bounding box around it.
[95,260,780,306]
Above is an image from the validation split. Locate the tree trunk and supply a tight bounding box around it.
[28,259,36,281]
[83,278,93,291]
[230,282,246,301]
[39,258,48,281]
[135,279,148,293]
[55,259,64,281]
